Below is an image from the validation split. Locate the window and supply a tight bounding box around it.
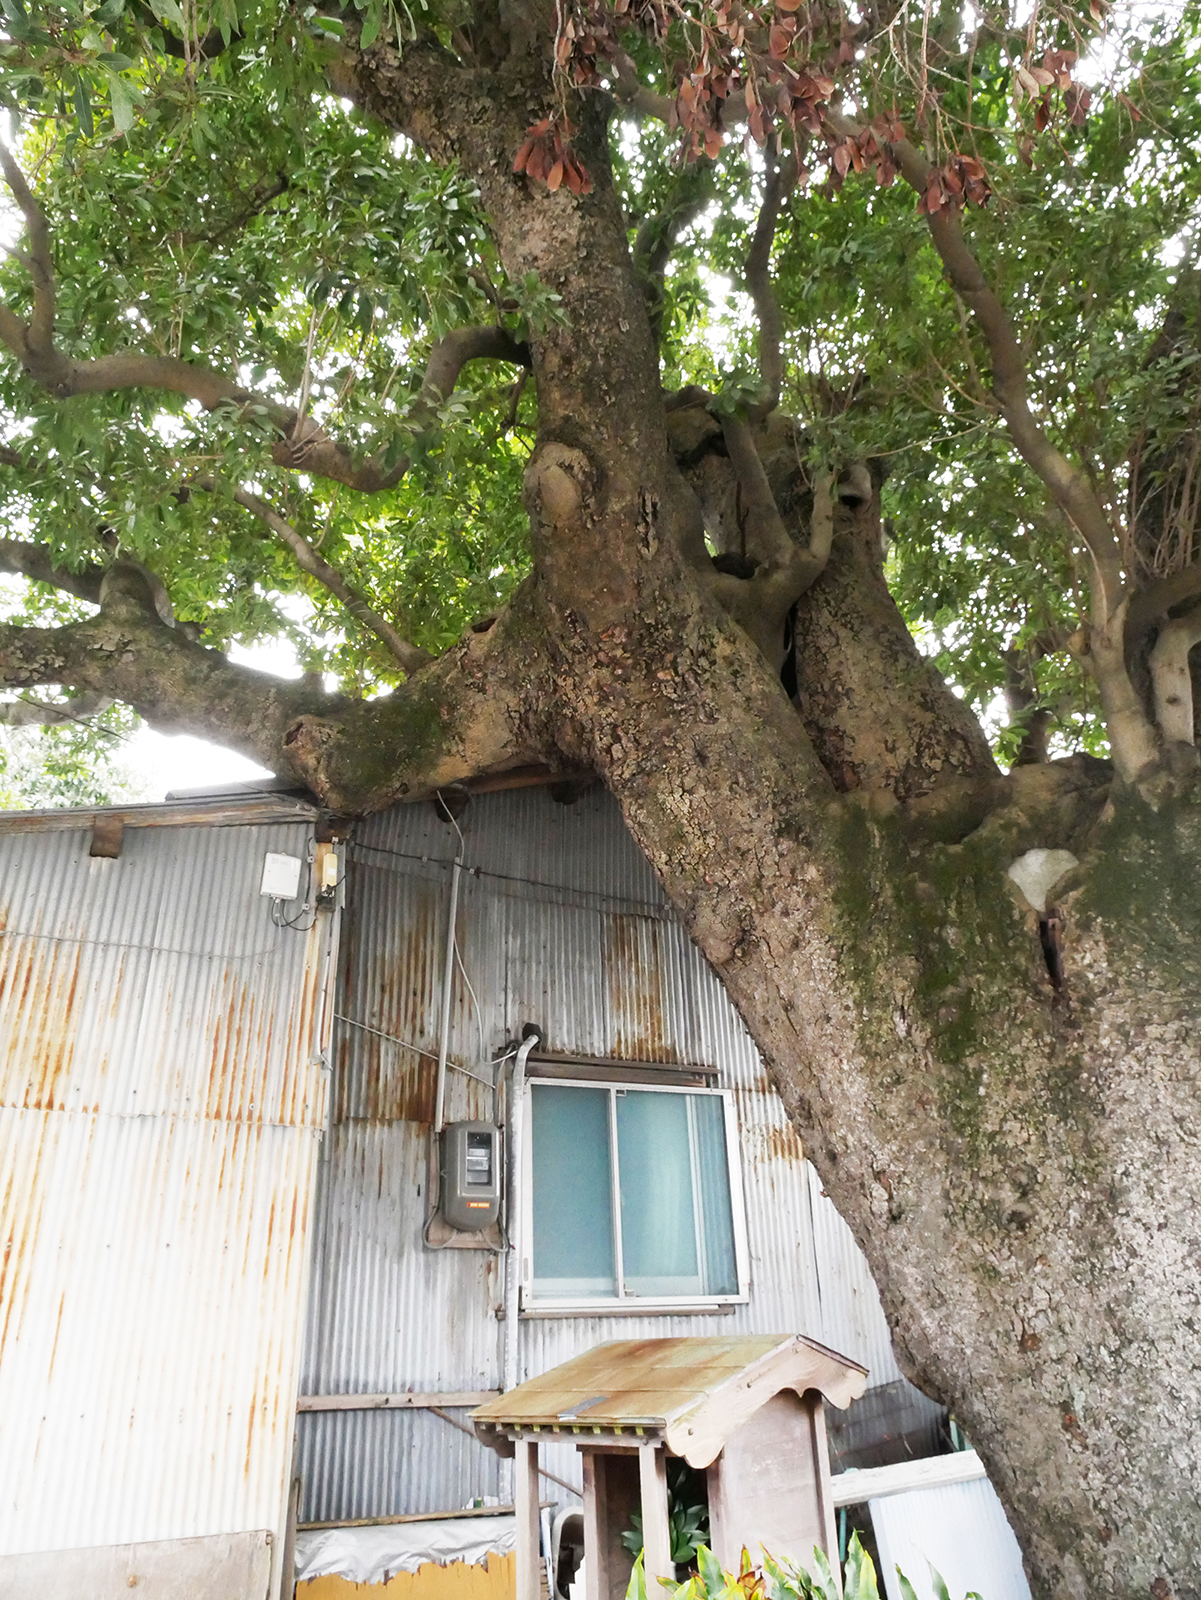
[523,1080,748,1309]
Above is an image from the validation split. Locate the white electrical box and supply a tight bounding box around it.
[260,852,303,900]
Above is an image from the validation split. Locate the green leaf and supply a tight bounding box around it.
[805,1547,840,1600]
[627,1553,649,1600]
[102,68,136,133]
[927,1566,952,1600]
[695,1545,729,1600]
[147,0,186,31]
[842,1534,879,1600]
[358,0,385,48]
[73,77,94,138]
[895,1573,920,1600]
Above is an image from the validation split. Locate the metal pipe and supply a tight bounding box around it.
[433,847,464,1135]
[503,1031,540,1401]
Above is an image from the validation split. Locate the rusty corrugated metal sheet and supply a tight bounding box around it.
[297,788,903,1526]
[0,818,335,1564]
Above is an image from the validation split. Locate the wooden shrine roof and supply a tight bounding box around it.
[472,1335,867,1468]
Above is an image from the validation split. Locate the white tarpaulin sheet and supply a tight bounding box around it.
[295,1514,516,1585]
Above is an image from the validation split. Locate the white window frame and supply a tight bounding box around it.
[519,1075,750,1313]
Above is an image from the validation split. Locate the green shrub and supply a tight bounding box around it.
[624,1532,983,1600]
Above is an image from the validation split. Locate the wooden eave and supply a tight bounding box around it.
[472,1335,867,1468]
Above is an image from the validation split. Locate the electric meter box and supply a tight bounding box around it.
[440,1121,501,1231]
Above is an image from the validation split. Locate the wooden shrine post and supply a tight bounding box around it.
[515,1436,541,1600]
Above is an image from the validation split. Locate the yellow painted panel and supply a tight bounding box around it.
[298,1548,515,1600]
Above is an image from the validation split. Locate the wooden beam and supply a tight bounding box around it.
[582,1452,605,1600]
[638,1443,672,1587]
[89,815,123,858]
[296,1390,498,1413]
[298,1502,552,1533]
[829,1449,986,1508]
[515,1438,542,1600]
[0,795,320,834]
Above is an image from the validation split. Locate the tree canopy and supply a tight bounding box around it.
[3,3,1201,1594]
[2,0,1198,784]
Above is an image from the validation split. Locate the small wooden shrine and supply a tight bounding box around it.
[472,1335,867,1600]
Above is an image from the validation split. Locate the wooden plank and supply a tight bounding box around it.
[297,1548,516,1600]
[829,1449,986,1507]
[807,1396,840,1593]
[708,1391,835,1581]
[296,1390,499,1413]
[638,1443,672,1588]
[298,1503,553,1533]
[582,1449,640,1600]
[516,1439,542,1600]
[582,1451,605,1600]
[0,796,318,833]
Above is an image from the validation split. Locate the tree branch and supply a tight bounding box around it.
[1125,563,1201,641]
[746,143,799,419]
[0,538,106,604]
[3,557,551,811]
[632,169,714,349]
[0,689,112,727]
[701,409,834,668]
[418,325,529,406]
[0,143,54,359]
[609,51,675,122]
[1149,601,1201,744]
[210,482,432,674]
[820,110,1161,781]
[826,111,1124,617]
[0,150,527,495]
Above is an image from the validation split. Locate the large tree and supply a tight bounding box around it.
[2,2,1200,1592]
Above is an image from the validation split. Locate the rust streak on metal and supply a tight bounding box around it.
[604,915,675,1064]
[764,1123,804,1163]
[0,940,83,1110]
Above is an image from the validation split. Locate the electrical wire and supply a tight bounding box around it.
[333,1012,499,1088]
[270,851,319,931]
[349,839,669,917]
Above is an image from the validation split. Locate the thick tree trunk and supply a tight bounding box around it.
[609,656,1201,1600]
[324,34,1201,1596]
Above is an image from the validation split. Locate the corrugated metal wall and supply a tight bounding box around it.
[870,1478,1032,1600]
[0,817,335,1568]
[298,787,903,1524]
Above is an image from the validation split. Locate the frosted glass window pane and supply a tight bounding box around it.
[616,1091,701,1296]
[689,1093,739,1296]
[531,1085,616,1298]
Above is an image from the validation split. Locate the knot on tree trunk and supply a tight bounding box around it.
[527,442,594,530]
